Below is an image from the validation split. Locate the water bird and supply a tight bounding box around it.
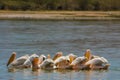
[84,49,110,70]
[7,52,46,70]
[32,54,55,71]
[7,49,110,71]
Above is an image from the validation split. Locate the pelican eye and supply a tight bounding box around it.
[43,57,46,61]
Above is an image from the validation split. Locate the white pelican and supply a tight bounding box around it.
[54,56,70,69]
[31,54,55,71]
[40,59,55,69]
[54,53,77,69]
[7,52,46,70]
[84,57,110,70]
[7,52,29,69]
[70,56,87,69]
[23,54,46,68]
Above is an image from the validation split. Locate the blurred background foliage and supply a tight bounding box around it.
[0,0,119,11]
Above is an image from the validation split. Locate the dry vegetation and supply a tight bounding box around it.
[0,11,120,20]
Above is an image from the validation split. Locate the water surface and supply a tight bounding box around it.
[0,20,120,80]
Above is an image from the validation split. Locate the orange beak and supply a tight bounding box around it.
[7,52,16,66]
[69,56,76,63]
[47,54,51,59]
[84,49,92,61]
[32,57,40,71]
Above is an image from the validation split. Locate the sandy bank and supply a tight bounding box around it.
[0,11,120,20]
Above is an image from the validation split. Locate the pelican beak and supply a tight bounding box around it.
[84,49,92,61]
[32,57,40,71]
[7,52,16,66]
[53,52,63,61]
[69,56,75,63]
[47,54,51,59]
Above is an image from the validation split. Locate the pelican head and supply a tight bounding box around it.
[40,59,55,70]
[67,53,77,63]
[39,54,46,64]
[53,52,63,61]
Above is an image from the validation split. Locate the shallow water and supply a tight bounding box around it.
[0,20,120,80]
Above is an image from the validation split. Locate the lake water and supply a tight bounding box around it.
[0,20,120,80]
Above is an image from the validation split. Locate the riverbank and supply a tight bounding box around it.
[0,11,120,20]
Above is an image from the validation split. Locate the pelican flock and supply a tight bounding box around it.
[7,49,110,71]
